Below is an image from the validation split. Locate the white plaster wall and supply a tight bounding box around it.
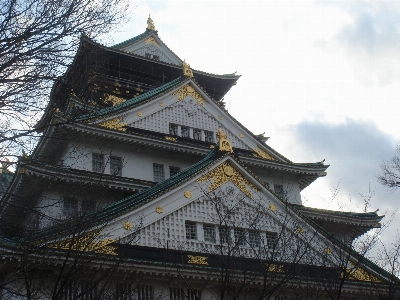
[60,139,197,182]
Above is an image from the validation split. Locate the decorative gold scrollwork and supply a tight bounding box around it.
[182,60,194,78]
[49,228,117,255]
[269,204,277,212]
[172,84,205,107]
[252,145,276,161]
[98,117,127,132]
[188,255,209,265]
[184,190,192,198]
[123,221,133,231]
[266,264,284,273]
[197,161,259,198]
[145,37,159,47]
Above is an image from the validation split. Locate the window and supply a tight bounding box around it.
[274,184,284,198]
[169,166,180,177]
[145,53,151,59]
[266,231,278,250]
[152,55,159,61]
[185,221,197,240]
[193,129,202,141]
[170,288,201,300]
[248,230,261,248]
[219,226,230,244]
[234,228,246,246]
[115,283,132,300]
[204,130,214,143]
[153,163,164,182]
[64,197,78,217]
[110,156,122,176]
[203,224,216,242]
[92,153,104,173]
[169,124,178,135]
[181,126,190,138]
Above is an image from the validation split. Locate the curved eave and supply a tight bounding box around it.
[23,163,155,192]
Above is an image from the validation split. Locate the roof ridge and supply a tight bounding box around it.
[111,30,154,49]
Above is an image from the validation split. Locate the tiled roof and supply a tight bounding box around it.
[292,204,382,219]
[76,77,186,122]
[111,30,154,50]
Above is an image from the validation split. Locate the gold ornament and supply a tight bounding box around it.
[159,102,164,106]
[49,228,117,255]
[104,94,125,106]
[137,112,142,117]
[269,204,277,211]
[252,145,276,160]
[344,262,381,282]
[325,247,332,255]
[197,161,258,198]
[210,145,215,148]
[216,128,233,153]
[156,206,163,214]
[145,37,159,47]
[187,255,209,265]
[266,264,284,273]
[182,60,194,78]
[218,116,223,120]
[165,136,177,142]
[297,227,304,233]
[98,117,127,132]
[147,15,155,31]
[184,190,192,198]
[239,134,244,138]
[172,84,205,107]
[123,221,133,231]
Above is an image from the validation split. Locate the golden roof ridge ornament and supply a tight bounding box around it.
[147,14,155,31]
[182,60,194,78]
[216,127,233,153]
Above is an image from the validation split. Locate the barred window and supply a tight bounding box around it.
[203,224,215,242]
[266,231,278,250]
[110,156,122,176]
[181,126,190,138]
[153,163,164,182]
[63,197,78,217]
[169,124,178,135]
[234,228,246,246]
[169,166,180,177]
[152,55,159,61]
[193,129,202,141]
[145,53,151,59]
[60,281,97,300]
[170,288,201,300]
[115,283,132,300]
[136,285,153,300]
[92,153,104,173]
[185,221,197,240]
[204,131,214,143]
[219,226,230,244]
[248,230,261,248]
[274,184,284,198]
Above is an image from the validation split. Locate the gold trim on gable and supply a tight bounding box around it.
[145,37,159,47]
[252,145,276,160]
[98,117,127,132]
[197,161,259,198]
[172,84,206,107]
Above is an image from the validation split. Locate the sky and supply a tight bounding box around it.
[109,1,400,243]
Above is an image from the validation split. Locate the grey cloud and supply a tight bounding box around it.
[288,119,397,211]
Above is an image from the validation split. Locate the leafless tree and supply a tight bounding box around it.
[0,0,132,162]
[378,144,400,191]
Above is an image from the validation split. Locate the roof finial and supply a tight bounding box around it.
[147,14,155,31]
[182,60,194,78]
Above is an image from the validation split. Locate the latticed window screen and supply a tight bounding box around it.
[115,283,132,300]
[170,288,201,300]
[181,126,190,138]
[169,124,178,135]
[204,130,214,143]
[234,228,246,246]
[185,221,197,240]
[169,166,180,177]
[145,53,151,58]
[63,197,78,217]
[135,285,154,300]
[110,156,122,176]
[193,129,202,141]
[153,163,165,182]
[60,281,97,300]
[248,230,261,248]
[219,227,230,244]
[266,231,278,249]
[203,224,215,242]
[92,153,104,173]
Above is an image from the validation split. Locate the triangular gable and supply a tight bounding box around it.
[40,153,392,283]
[89,79,288,162]
[113,30,182,65]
